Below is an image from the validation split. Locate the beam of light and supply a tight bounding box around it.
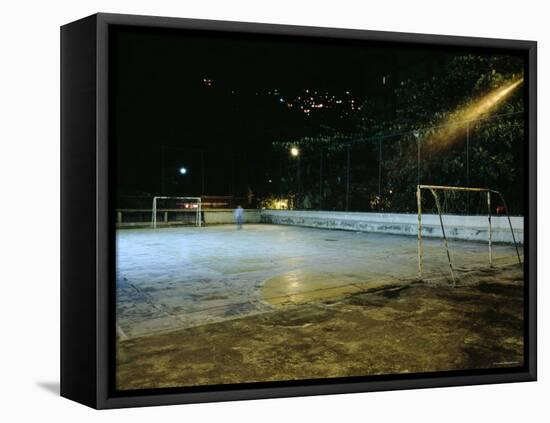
[421,76,524,154]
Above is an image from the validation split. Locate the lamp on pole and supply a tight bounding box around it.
[177,166,188,196]
[160,144,206,196]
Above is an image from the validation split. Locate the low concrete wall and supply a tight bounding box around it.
[116,209,261,228]
[204,209,261,225]
[261,210,523,244]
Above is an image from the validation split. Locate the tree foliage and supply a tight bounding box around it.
[270,54,525,214]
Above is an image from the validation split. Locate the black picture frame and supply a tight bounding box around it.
[60,12,537,409]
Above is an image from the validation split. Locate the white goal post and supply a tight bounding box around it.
[416,184,521,285]
[152,196,202,228]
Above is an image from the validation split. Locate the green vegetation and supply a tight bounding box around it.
[272,55,525,214]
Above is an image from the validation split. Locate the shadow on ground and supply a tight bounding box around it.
[36,381,60,396]
[116,264,524,390]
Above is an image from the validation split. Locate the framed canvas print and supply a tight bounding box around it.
[60,13,537,409]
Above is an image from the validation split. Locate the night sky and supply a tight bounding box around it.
[109,26,475,204]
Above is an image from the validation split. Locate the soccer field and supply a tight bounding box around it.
[116,224,522,340]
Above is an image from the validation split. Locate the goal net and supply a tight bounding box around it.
[151,196,202,228]
[416,185,521,285]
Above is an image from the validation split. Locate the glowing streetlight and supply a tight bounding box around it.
[179,167,187,175]
[290,147,300,157]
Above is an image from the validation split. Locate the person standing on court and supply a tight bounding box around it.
[234,205,244,230]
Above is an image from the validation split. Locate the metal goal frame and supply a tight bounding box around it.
[416,184,521,285]
[151,196,202,228]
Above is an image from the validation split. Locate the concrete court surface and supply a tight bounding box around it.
[117,266,524,389]
[116,223,524,389]
[116,223,522,339]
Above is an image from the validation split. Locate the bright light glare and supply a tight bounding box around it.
[179,167,187,175]
[290,147,300,157]
[423,77,524,153]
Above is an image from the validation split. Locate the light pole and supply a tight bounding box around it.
[345,143,350,211]
[177,166,188,195]
[290,147,300,209]
[319,146,323,210]
[160,145,206,196]
[161,145,166,195]
[466,121,470,214]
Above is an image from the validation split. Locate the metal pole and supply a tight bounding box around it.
[161,146,165,195]
[297,155,301,209]
[346,143,350,211]
[429,188,456,285]
[487,191,493,267]
[201,150,205,195]
[417,185,423,279]
[419,184,493,192]
[319,146,323,210]
[198,199,202,227]
[417,134,420,187]
[493,191,522,265]
[466,122,470,214]
[230,152,235,197]
[152,197,157,229]
[378,138,382,211]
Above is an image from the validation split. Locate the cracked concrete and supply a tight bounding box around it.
[116,265,524,390]
[115,224,524,390]
[117,224,522,338]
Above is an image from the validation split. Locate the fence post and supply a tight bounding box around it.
[378,138,382,211]
[152,197,157,229]
[487,191,493,267]
[346,143,351,211]
[466,122,470,214]
[417,185,423,279]
[416,132,421,187]
[319,146,323,210]
[201,150,205,195]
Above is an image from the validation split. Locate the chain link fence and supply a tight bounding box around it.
[273,112,524,215]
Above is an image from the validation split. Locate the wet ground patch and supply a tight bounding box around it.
[117,225,523,338]
[117,265,524,390]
